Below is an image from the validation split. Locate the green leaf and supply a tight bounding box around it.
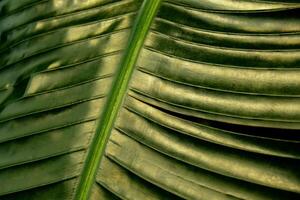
[1,0,300,200]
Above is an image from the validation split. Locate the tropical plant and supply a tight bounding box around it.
[0,0,300,199]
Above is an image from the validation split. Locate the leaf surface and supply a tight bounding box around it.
[1,0,300,199]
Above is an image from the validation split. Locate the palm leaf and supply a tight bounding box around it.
[1,0,300,199]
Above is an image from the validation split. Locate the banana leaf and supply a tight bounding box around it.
[0,0,300,199]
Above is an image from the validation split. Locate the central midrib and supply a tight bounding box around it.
[73,0,162,199]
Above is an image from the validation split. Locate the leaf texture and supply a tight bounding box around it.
[1,0,300,199]
[0,0,144,199]
[103,0,300,199]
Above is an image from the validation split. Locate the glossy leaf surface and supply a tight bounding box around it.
[0,0,300,199]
